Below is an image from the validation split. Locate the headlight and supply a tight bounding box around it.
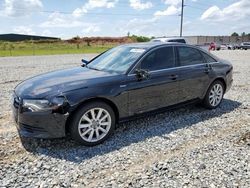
[22,97,67,112]
[23,99,51,112]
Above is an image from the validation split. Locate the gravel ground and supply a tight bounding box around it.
[0,51,249,187]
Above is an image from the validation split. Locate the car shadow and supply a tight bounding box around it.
[20,98,241,163]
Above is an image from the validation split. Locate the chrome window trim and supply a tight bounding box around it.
[128,62,219,76]
[127,44,220,76]
[128,44,219,76]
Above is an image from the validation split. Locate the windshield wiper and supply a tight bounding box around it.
[88,66,101,71]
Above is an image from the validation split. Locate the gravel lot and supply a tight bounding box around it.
[0,51,249,187]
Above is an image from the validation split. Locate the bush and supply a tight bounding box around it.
[130,35,151,42]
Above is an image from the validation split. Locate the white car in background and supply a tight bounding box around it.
[240,42,250,50]
[150,37,187,44]
[220,44,228,50]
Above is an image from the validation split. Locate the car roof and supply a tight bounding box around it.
[151,37,186,41]
[121,42,193,50]
[120,42,219,61]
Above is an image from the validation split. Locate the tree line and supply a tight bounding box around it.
[231,32,250,37]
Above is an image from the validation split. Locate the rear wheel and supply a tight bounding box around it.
[203,80,225,109]
[69,102,116,146]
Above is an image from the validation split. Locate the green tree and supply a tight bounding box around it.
[73,35,80,40]
[130,35,150,42]
[231,32,239,36]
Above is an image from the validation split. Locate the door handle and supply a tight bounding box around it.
[204,64,212,73]
[204,69,210,73]
[168,74,178,80]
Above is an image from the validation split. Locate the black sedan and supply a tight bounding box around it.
[12,42,233,146]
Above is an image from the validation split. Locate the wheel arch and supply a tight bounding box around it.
[202,77,227,100]
[65,97,120,134]
[212,77,227,91]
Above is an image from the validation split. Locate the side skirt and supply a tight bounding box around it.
[118,98,201,124]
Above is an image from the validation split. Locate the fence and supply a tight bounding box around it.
[185,36,250,45]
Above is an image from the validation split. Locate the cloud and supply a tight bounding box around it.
[201,6,221,20]
[125,17,157,28]
[129,0,153,10]
[40,11,101,36]
[118,16,181,37]
[154,5,180,16]
[163,0,181,6]
[73,0,118,17]
[82,24,100,33]
[13,26,36,35]
[40,12,84,28]
[3,0,43,17]
[41,29,52,36]
[201,0,250,21]
[119,17,158,36]
[154,0,181,17]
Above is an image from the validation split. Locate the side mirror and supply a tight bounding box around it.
[135,69,150,81]
[81,59,88,67]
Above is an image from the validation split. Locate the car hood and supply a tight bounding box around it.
[15,67,118,99]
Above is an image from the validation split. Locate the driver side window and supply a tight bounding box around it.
[140,47,175,71]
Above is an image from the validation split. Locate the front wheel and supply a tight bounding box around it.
[69,102,116,146]
[202,81,225,109]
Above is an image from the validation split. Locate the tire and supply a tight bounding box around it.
[202,80,225,109]
[69,101,116,146]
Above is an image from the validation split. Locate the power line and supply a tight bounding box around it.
[0,1,214,16]
[185,5,208,11]
[0,8,180,17]
[193,1,213,8]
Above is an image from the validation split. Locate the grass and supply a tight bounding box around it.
[0,41,114,57]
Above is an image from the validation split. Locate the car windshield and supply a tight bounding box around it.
[87,46,146,74]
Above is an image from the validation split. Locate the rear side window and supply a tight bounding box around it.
[168,39,186,43]
[177,46,204,66]
[140,47,175,71]
[201,52,217,63]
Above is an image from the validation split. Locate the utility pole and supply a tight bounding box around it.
[180,0,184,37]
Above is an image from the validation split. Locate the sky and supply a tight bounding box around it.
[0,0,249,39]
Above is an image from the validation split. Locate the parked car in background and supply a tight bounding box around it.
[150,37,187,44]
[227,44,236,50]
[12,42,233,146]
[220,44,228,50]
[233,43,241,49]
[240,42,250,50]
[209,42,221,51]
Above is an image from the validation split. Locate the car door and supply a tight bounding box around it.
[176,46,212,102]
[125,46,180,116]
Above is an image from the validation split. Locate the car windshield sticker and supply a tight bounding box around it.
[130,48,145,53]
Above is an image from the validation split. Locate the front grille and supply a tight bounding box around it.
[13,97,20,108]
[12,93,21,109]
[20,123,47,133]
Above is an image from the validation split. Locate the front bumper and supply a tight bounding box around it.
[12,96,69,139]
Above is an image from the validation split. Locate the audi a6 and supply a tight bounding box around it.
[12,42,233,146]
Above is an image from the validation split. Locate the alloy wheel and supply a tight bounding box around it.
[78,108,112,142]
[209,83,223,107]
